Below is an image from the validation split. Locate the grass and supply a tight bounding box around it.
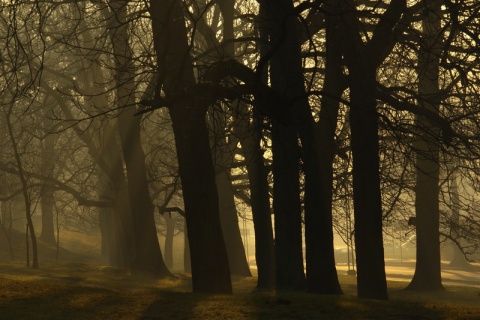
[1,230,479,319]
[0,261,479,320]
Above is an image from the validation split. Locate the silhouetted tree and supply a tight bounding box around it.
[148,0,232,293]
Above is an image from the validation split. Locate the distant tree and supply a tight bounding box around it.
[39,108,58,246]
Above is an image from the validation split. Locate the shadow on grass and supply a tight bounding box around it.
[139,278,448,320]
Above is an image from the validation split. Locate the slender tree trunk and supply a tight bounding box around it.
[149,0,231,293]
[406,1,444,291]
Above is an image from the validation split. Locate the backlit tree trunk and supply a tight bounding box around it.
[311,0,345,294]
[218,0,271,284]
[407,0,444,291]
[260,0,307,291]
[338,0,407,299]
[149,0,232,293]
[107,1,171,277]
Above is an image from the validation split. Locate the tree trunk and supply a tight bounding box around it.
[107,1,171,278]
[448,169,470,269]
[97,168,132,268]
[406,1,444,291]
[39,186,56,245]
[234,104,275,290]
[337,0,408,299]
[259,0,306,292]
[149,0,232,293]
[309,0,345,295]
[349,69,388,300]
[271,121,305,291]
[39,116,56,245]
[183,220,191,273]
[163,213,175,270]
[216,171,252,277]
[214,0,252,277]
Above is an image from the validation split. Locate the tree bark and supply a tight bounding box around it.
[337,0,409,299]
[39,116,57,245]
[149,0,232,293]
[448,169,470,269]
[349,68,388,299]
[259,0,305,292]
[234,104,275,290]
[216,170,252,277]
[309,0,345,294]
[107,1,171,277]
[406,0,444,291]
[163,213,175,270]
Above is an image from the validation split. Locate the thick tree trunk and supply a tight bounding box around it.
[149,0,232,293]
[406,1,444,291]
[260,0,306,292]
[337,0,408,300]
[97,168,132,268]
[349,70,388,300]
[107,1,171,278]
[262,0,342,293]
[39,187,56,245]
[271,122,305,291]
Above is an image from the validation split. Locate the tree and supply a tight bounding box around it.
[39,109,58,245]
[337,0,408,299]
[148,0,232,293]
[257,0,305,291]
[105,1,172,278]
[406,0,444,291]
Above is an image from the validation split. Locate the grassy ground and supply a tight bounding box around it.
[1,230,479,319]
[0,260,479,320]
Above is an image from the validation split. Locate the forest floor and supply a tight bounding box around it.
[0,231,479,319]
[0,260,479,319]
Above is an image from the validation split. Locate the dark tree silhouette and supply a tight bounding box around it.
[149,0,232,293]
